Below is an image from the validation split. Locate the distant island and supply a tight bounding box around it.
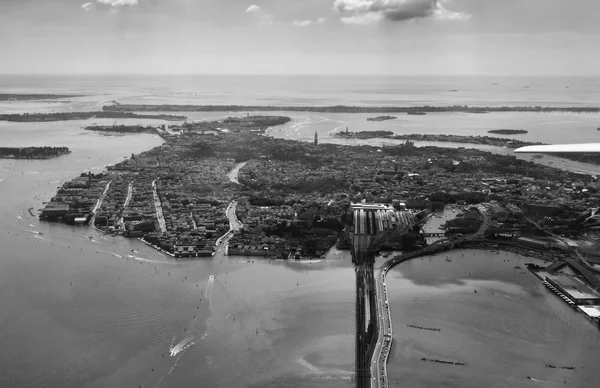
[333,131,537,146]
[84,125,158,134]
[388,134,600,165]
[488,129,528,135]
[389,134,541,148]
[334,130,394,139]
[84,117,291,135]
[0,146,70,159]
[0,94,84,101]
[168,115,291,135]
[0,112,187,122]
[407,112,427,116]
[102,104,600,114]
[367,116,396,122]
[336,131,600,165]
[222,115,291,128]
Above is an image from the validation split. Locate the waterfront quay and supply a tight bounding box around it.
[40,172,110,224]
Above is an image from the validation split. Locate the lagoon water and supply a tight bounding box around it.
[0,118,355,387]
[1,75,599,387]
[386,250,600,388]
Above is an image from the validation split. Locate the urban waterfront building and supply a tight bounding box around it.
[545,273,600,305]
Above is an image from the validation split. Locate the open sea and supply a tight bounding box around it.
[1,75,599,387]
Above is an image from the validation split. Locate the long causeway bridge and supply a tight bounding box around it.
[349,203,415,388]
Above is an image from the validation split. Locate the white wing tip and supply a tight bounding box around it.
[514,143,600,154]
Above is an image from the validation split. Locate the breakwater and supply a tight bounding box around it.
[421,357,466,366]
[406,324,441,332]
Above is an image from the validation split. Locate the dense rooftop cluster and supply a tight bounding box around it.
[40,115,600,259]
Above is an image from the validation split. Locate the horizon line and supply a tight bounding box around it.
[1,73,599,78]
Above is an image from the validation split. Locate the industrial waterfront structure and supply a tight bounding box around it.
[545,273,600,305]
[348,203,416,388]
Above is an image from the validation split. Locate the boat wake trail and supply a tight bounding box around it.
[528,377,558,384]
[297,357,354,380]
[98,249,124,259]
[128,254,164,264]
[205,275,214,308]
[169,336,195,357]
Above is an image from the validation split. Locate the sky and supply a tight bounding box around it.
[1,0,599,75]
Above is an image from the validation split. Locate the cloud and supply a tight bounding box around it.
[340,12,383,25]
[333,0,470,24]
[81,2,94,11]
[245,5,278,25]
[293,20,313,27]
[97,0,139,6]
[292,17,326,27]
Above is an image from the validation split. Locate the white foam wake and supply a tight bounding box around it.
[169,336,195,357]
[99,249,124,259]
[528,377,557,384]
[205,275,214,305]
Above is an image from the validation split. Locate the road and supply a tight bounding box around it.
[371,263,392,388]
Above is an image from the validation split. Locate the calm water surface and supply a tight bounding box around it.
[0,126,355,387]
[385,250,600,388]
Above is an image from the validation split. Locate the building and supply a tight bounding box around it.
[516,236,550,250]
[545,273,600,305]
[40,202,70,220]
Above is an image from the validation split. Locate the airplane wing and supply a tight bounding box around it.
[514,143,600,153]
